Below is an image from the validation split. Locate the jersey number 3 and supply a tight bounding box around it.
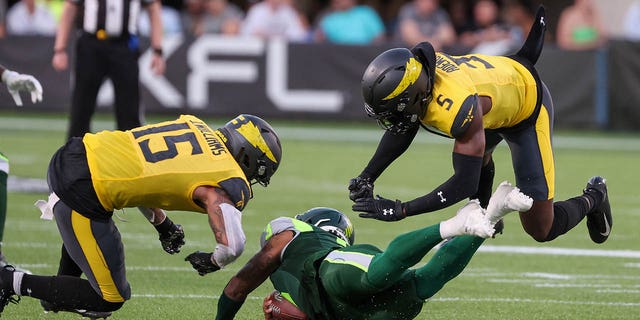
[132,123,204,163]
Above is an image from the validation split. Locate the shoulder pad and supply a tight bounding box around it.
[260,217,314,248]
[218,177,252,210]
[450,95,478,139]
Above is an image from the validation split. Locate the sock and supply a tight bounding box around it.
[367,224,443,288]
[57,245,82,277]
[544,197,590,241]
[414,236,485,299]
[581,188,603,213]
[20,274,123,312]
[0,162,8,244]
[470,158,495,208]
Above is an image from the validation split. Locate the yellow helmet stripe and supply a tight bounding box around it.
[383,57,423,101]
[235,121,278,163]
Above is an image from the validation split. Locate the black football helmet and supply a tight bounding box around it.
[217,114,282,187]
[295,207,355,245]
[361,45,435,134]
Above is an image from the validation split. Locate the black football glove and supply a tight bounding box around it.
[353,195,405,221]
[185,251,220,276]
[155,218,185,254]
[348,176,374,202]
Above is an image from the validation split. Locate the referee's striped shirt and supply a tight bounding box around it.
[73,0,155,38]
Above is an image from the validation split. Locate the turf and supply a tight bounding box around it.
[0,111,638,319]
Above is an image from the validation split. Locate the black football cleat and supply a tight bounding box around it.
[0,266,20,315]
[41,300,112,319]
[584,176,612,244]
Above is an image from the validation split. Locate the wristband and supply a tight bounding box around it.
[54,48,66,54]
[154,217,174,235]
[152,47,163,56]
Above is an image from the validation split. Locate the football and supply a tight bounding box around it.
[263,290,308,320]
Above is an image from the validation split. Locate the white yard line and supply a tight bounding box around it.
[2,116,640,151]
[128,293,640,307]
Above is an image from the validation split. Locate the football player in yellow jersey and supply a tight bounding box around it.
[350,7,612,246]
[0,114,282,318]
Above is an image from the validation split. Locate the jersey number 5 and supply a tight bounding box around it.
[132,123,204,163]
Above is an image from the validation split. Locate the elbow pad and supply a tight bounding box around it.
[404,153,483,215]
[213,203,246,268]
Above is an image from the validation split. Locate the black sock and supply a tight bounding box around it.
[544,197,590,241]
[471,158,495,208]
[57,244,82,277]
[20,274,123,312]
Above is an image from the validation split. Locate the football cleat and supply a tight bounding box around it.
[486,181,533,225]
[0,266,20,315]
[584,176,612,244]
[41,300,112,319]
[447,200,495,238]
[0,254,31,274]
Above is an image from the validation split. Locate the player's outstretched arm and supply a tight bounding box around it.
[185,186,245,275]
[0,64,43,106]
[216,231,292,320]
[138,207,185,254]
[349,125,419,202]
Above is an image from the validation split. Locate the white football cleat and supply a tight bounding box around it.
[486,181,534,225]
[441,200,495,239]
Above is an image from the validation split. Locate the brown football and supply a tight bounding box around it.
[264,290,308,320]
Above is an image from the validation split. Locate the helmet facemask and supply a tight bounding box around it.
[295,207,355,246]
[361,48,433,134]
[365,85,431,134]
[218,114,282,188]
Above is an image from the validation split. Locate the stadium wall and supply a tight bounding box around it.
[0,36,637,130]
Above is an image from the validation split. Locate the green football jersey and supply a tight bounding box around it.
[261,217,347,319]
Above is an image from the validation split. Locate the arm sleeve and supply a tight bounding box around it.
[361,125,419,181]
[403,152,482,215]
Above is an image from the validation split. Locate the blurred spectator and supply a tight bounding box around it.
[458,0,515,55]
[315,0,385,45]
[394,0,456,50]
[6,0,56,35]
[199,0,244,35]
[0,0,6,38]
[623,1,640,41]
[446,0,472,36]
[182,0,206,36]
[139,5,183,36]
[45,0,65,22]
[503,0,536,45]
[556,0,607,50]
[241,0,308,42]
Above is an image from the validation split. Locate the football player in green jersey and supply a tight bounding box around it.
[216,182,532,320]
[0,64,42,272]
[350,6,612,245]
[0,114,282,318]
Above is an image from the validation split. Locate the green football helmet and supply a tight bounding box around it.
[295,207,355,245]
[217,114,282,187]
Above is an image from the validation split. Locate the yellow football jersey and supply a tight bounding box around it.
[82,115,251,212]
[422,53,538,138]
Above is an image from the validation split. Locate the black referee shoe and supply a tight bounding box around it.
[584,176,612,244]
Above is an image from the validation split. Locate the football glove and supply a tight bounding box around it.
[185,251,220,276]
[348,176,374,201]
[155,218,185,254]
[353,195,406,221]
[1,69,43,106]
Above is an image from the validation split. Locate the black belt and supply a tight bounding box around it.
[83,30,129,42]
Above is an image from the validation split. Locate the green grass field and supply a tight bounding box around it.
[0,111,639,319]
